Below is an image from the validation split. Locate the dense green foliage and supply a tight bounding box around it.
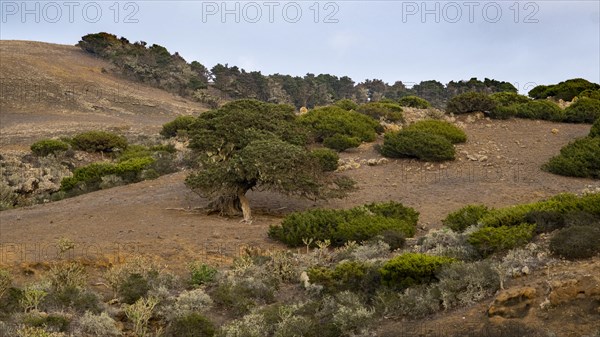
[356,102,404,122]
[528,78,600,101]
[543,137,600,178]
[333,99,359,111]
[308,261,381,294]
[185,100,355,220]
[299,106,379,143]
[563,97,600,123]
[467,224,535,256]
[60,157,155,191]
[322,134,362,152]
[72,131,128,153]
[489,92,531,107]
[404,120,467,144]
[514,100,564,121]
[590,118,600,137]
[398,95,431,108]
[379,253,455,289]
[578,89,600,100]
[166,313,216,337]
[443,205,490,232]
[30,139,70,157]
[310,148,340,171]
[160,115,196,138]
[269,202,419,247]
[549,225,600,260]
[379,131,456,162]
[445,92,496,114]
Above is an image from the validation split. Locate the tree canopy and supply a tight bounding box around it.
[184,100,355,222]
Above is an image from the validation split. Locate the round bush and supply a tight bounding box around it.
[443,204,490,232]
[398,95,431,109]
[30,139,69,157]
[356,102,404,122]
[543,137,600,179]
[563,97,600,123]
[166,313,216,337]
[590,118,600,137]
[578,89,600,100]
[404,120,467,144]
[379,131,455,162]
[550,225,600,260]
[488,105,518,120]
[379,253,455,289]
[323,134,361,152]
[72,131,128,153]
[446,92,496,114]
[334,99,358,111]
[467,224,535,257]
[299,106,379,142]
[529,78,600,101]
[515,100,564,121]
[310,148,340,171]
[160,115,196,138]
[489,92,530,107]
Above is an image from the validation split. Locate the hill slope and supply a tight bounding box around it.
[0,40,207,150]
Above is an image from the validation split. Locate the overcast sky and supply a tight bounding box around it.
[1,1,599,92]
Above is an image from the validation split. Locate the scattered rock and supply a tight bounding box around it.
[488,286,537,318]
[549,275,600,306]
[551,128,559,134]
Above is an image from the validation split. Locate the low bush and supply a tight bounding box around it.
[379,253,455,289]
[72,131,128,153]
[489,92,530,107]
[488,105,518,120]
[77,312,121,337]
[442,204,490,232]
[563,97,600,123]
[310,148,339,171]
[467,223,535,256]
[23,313,71,333]
[436,260,500,309]
[379,130,455,162]
[166,313,215,337]
[160,115,196,138]
[356,102,404,122]
[543,136,600,178]
[307,261,381,294]
[549,225,600,260]
[31,139,70,157]
[322,134,361,152]
[212,278,275,316]
[578,89,600,100]
[268,202,418,247]
[446,92,496,114]
[514,100,564,121]
[299,106,379,142]
[0,268,11,300]
[524,210,566,234]
[404,120,467,144]
[118,273,149,305]
[529,78,600,101]
[333,99,358,111]
[189,262,217,286]
[590,118,600,137]
[398,95,431,108]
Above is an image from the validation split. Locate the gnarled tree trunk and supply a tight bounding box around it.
[206,188,252,223]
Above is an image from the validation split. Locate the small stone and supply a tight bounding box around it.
[551,128,559,134]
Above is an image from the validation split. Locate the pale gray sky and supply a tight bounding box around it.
[1,1,599,92]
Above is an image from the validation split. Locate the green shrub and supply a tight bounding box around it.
[307,261,381,294]
[398,95,431,109]
[189,262,217,286]
[549,225,600,260]
[72,131,128,153]
[442,204,490,232]
[446,92,496,114]
[333,99,358,111]
[310,148,339,171]
[404,120,467,144]
[563,97,600,123]
[299,106,379,142]
[578,89,600,100]
[489,92,531,107]
[529,78,600,101]
[379,130,455,162]
[161,115,196,138]
[119,273,149,304]
[467,224,535,256]
[379,253,455,289]
[514,100,565,121]
[377,229,406,251]
[590,118,600,137]
[212,279,275,316]
[268,202,418,247]
[524,210,566,234]
[356,102,404,122]
[23,313,71,332]
[166,313,215,337]
[30,139,69,157]
[322,134,361,152]
[543,137,600,178]
[47,286,100,313]
[488,105,518,120]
